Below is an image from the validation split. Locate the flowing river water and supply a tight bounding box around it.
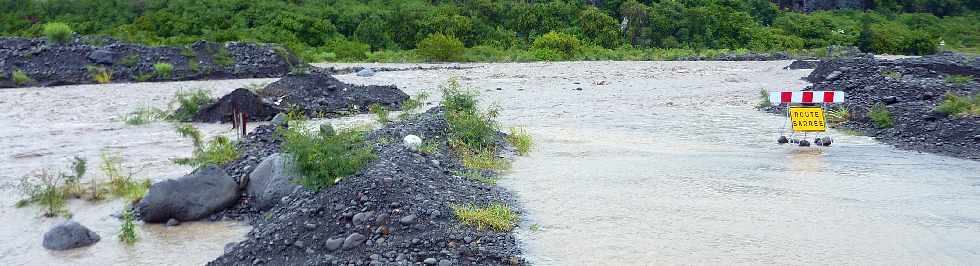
[1,61,979,265]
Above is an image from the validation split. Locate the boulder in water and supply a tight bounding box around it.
[136,166,239,223]
[42,220,100,250]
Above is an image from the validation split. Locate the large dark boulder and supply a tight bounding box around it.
[42,220,100,250]
[192,88,283,122]
[245,153,304,211]
[136,166,239,223]
[262,70,409,116]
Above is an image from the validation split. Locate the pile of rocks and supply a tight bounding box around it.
[208,108,524,265]
[0,35,301,88]
[800,52,980,160]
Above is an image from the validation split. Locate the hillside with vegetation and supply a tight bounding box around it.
[1,0,977,62]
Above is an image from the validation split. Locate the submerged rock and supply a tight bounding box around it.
[245,153,304,211]
[136,166,239,223]
[42,220,100,250]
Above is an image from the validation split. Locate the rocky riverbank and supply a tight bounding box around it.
[207,108,524,265]
[774,52,979,160]
[0,35,302,88]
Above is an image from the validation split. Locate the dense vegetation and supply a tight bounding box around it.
[1,0,977,62]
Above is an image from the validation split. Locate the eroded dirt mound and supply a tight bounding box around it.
[0,36,302,88]
[192,88,283,123]
[262,69,409,116]
[209,108,524,265]
[800,53,980,160]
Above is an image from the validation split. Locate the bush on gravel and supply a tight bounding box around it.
[935,92,980,117]
[441,79,511,171]
[173,124,239,167]
[153,62,174,79]
[278,118,376,191]
[12,69,32,85]
[43,22,72,44]
[868,102,894,128]
[451,203,516,231]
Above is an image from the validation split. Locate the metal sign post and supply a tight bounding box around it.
[769,91,846,147]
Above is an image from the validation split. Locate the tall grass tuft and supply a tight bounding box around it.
[451,203,516,231]
[43,22,72,44]
[278,119,375,191]
[868,103,894,128]
[506,127,533,156]
[101,152,150,203]
[827,106,851,126]
[369,103,389,124]
[153,62,174,79]
[16,170,70,217]
[119,209,137,244]
[167,89,212,121]
[173,124,239,167]
[945,75,973,85]
[87,66,112,84]
[12,69,32,85]
[398,91,430,119]
[935,92,980,117]
[757,88,771,108]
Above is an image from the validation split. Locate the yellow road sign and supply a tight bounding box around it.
[789,106,826,132]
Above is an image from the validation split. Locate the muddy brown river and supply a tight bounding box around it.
[2,61,979,265]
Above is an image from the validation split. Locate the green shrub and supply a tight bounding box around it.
[12,69,32,85]
[167,89,212,121]
[530,48,563,61]
[935,92,980,117]
[119,54,140,67]
[325,38,370,61]
[87,66,112,84]
[827,106,851,126]
[43,22,72,44]
[442,79,498,152]
[757,88,771,108]
[578,7,622,48]
[211,46,234,67]
[369,103,389,124]
[531,31,581,59]
[101,152,150,203]
[119,209,137,244]
[418,33,465,62]
[945,75,973,85]
[506,127,533,156]
[173,124,239,167]
[398,91,431,119]
[868,103,894,128]
[278,119,376,191]
[121,106,163,125]
[16,170,70,217]
[451,203,516,231]
[154,62,174,79]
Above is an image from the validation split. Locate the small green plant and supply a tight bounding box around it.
[180,46,197,57]
[278,119,376,191]
[945,75,973,86]
[398,91,431,119]
[451,203,516,231]
[16,170,70,217]
[211,46,235,67]
[455,170,496,185]
[460,148,511,171]
[12,69,32,85]
[827,106,851,126]
[417,33,464,62]
[121,106,164,125]
[87,66,112,84]
[868,103,894,128]
[881,70,901,79]
[529,223,541,232]
[441,79,510,171]
[134,73,153,82]
[935,92,980,117]
[119,54,140,67]
[757,88,771,108]
[167,89,212,121]
[419,139,440,155]
[101,152,149,203]
[369,103,390,124]
[43,22,72,44]
[119,209,137,244]
[173,124,239,167]
[62,156,87,198]
[153,62,174,79]
[506,127,532,156]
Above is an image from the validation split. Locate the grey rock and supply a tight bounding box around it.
[825,70,842,80]
[136,166,239,223]
[270,113,287,126]
[42,220,101,250]
[342,233,366,250]
[438,259,452,266]
[246,153,304,211]
[353,211,373,226]
[325,237,344,251]
[399,214,417,225]
[87,48,116,64]
[883,96,899,104]
[166,218,180,226]
[356,68,376,77]
[423,258,437,265]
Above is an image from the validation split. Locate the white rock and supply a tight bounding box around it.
[403,135,422,151]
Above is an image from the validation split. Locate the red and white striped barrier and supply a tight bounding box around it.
[769,91,846,105]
